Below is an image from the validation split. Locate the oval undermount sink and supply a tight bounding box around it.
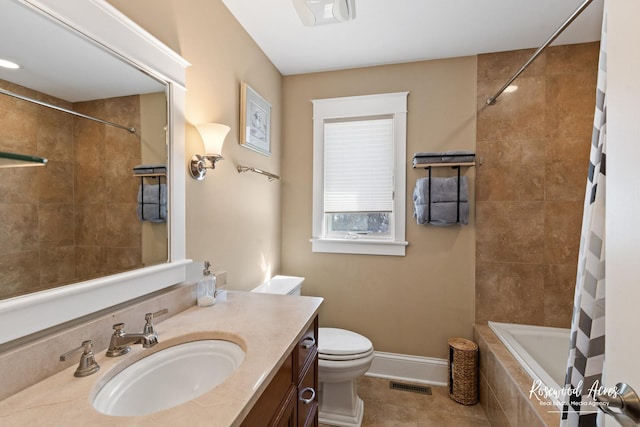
[93,339,245,416]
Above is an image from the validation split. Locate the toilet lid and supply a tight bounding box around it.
[318,327,373,356]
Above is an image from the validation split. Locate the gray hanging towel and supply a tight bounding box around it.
[413,176,469,225]
[137,183,167,223]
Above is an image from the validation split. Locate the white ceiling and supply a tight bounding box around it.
[0,0,604,102]
[220,0,605,75]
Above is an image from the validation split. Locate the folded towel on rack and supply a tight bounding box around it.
[133,164,167,175]
[137,183,167,205]
[137,203,167,223]
[414,176,468,204]
[441,150,475,163]
[412,151,475,166]
[413,152,447,166]
[414,201,469,226]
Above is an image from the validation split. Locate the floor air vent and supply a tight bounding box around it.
[389,381,432,395]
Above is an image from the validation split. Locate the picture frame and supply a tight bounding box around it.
[240,82,271,156]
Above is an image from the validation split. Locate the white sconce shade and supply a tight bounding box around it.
[189,123,231,180]
[293,0,355,26]
[196,123,230,155]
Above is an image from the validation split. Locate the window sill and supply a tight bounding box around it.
[310,238,408,256]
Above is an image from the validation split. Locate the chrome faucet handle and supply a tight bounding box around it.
[60,340,100,377]
[143,308,168,336]
[112,322,126,335]
[106,322,131,357]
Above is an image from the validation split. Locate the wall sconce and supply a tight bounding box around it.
[189,123,231,180]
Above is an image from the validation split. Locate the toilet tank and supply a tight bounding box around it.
[251,275,304,295]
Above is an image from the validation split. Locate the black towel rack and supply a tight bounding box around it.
[423,165,464,223]
[413,153,476,224]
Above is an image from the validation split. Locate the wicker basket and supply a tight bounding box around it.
[448,337,478,405]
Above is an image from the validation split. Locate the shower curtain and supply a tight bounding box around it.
[561,8,607,427]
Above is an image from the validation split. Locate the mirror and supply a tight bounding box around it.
[0,0,169,300]
[0,0,189,345]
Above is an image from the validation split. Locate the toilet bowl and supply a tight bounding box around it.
[318,327,373,427]
[251,276,374,427]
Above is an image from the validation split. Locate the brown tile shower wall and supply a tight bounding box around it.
[0,80,141,298]
[0,80,74,297]
[74,96,142,279]
[475,43,599,327]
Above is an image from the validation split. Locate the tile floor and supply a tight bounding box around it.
[319,376,490,427]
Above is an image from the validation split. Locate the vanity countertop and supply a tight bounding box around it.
[0,291,323,426]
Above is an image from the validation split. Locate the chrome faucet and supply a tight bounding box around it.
[106,322,158,357]
[60,339,100,377]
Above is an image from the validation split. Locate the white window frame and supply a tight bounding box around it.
[311,92,409,256]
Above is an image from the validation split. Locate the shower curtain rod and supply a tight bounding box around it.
[0,87,136,133]
[486,0,595,105]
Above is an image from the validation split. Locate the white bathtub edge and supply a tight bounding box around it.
[488,321,568,409]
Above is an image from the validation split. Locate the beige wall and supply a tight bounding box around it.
[108,0,477,358]
[282,59,478,358]
[475,42,598,328]
[109,0,477,358]
[108,0,283,289]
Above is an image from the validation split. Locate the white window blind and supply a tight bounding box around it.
[323,118,394,213]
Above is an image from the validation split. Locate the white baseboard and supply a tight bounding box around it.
[365,351,448,387]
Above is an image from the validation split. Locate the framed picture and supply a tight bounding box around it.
[240,82,271,156]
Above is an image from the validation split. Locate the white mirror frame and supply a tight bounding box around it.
[0,0,191,345]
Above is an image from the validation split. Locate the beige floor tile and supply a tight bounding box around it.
[320,377,489,427]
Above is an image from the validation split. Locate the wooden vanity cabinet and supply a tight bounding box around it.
[241,316,318,427]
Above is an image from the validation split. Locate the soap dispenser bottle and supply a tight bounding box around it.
[197,261,217,307]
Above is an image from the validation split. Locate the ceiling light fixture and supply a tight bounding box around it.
[293,0,356,26]
[0,59,20,70]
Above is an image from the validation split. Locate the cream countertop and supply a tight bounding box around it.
[0,291,323,426]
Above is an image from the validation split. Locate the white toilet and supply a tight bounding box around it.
[251,276,374,427]
[317,327,373,427]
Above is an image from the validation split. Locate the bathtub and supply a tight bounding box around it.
[488,322,570,398]
[474,323,571,425]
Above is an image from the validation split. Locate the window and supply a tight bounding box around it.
[311,92,408,256]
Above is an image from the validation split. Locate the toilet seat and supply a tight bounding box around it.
[318,328,373,360]
[319,347,374,361]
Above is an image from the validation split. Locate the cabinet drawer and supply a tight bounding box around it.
[297,356,318,427]
[297,318,317,382]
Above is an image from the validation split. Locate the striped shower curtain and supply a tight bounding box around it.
[561,7,607,427]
